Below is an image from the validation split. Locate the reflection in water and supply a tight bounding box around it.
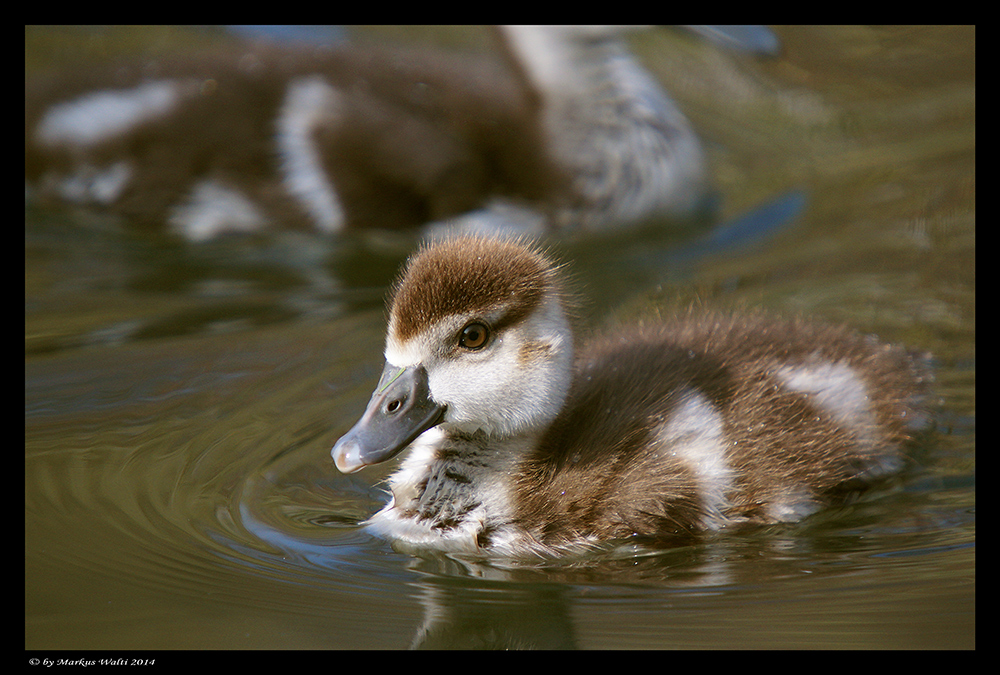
[235,413,965,649]
[24,315,974,647]
[410,575,578,649]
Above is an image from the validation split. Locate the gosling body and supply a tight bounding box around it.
[332,237,929,558]
[26,27,707,240]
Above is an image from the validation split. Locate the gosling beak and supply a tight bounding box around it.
[332,362,446,473]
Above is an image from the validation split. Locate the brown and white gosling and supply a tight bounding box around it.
[26,26,706,241]
[332,236,929,558]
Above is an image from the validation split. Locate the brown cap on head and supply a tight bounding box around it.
[388,237,562,342]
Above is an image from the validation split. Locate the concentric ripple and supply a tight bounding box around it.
[25,329,417,625]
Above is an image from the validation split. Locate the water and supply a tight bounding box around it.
[25,25,974,649]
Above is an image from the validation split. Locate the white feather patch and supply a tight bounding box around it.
[657,391,733,529]
[36,80,192,148]
[275,76,346,233]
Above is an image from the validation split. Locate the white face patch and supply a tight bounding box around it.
[384,332,428,370]
[385,296,573,438]
[656,390,732,528]
[36,80,193,148]
[276,76,346,233]
[167,180,266,241]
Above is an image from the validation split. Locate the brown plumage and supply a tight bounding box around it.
[332,237,931,558]
[27,27,710,240]
[513,316,927,549]
[26,40,564,235]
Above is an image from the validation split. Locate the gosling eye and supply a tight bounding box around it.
[459,322,490,350]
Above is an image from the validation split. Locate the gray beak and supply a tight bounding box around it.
[332,362,446,473]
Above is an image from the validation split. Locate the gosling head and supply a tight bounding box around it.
[333,237,574,473]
